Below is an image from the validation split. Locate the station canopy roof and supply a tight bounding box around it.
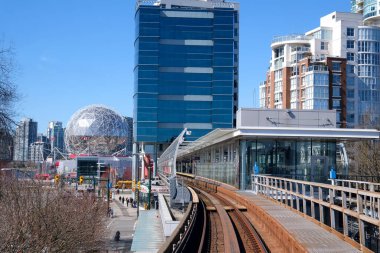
[176,127,380,159]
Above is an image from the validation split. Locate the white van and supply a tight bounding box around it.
[151,176,161,186]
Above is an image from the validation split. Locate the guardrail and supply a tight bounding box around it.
[333,179,380,192]
[158,187,202,253]
[272,34,311,44]
[252,175,377,252]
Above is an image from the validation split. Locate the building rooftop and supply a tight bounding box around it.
[174,109,380,158]
[136,0,239,10]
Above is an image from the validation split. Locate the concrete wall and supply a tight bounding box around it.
[237,108,337,128]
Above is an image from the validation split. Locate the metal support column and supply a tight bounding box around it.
[239,140,247,190]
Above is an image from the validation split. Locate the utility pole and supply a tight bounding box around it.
[148,162,151,210]
[137,165,140,217]
[107,164,110,216]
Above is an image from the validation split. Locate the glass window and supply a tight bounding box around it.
[332,99,341,109]
[321,41,328,50]
[332,62,341,71]
[296,141,311,180]
[332,74,341,85]
[276,141,296,176]
[332,87,341,97]
[347,102,355,111]
[347,113,355,123]
[347,89,355,98]
[347,27,355,37]
[347,52,355,62]
[347,76,355,87]
[336,112,341,123]
[347,64,355,74]
[347,40,355,49]
[255,140,276,175]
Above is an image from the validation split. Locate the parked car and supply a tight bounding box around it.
[151,176,161,186]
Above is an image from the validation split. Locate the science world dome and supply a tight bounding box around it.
[65,105,128,155]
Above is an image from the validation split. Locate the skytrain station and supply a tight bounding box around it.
[158,108,379,189]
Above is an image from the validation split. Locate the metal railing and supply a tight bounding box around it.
[333,179,380,192]
[272,34,311,44]
[338,174,380,184]
[136,0,238,10]
[252,174,379,252]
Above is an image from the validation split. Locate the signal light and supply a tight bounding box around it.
[54,175,60,184]
[79,176,84,185]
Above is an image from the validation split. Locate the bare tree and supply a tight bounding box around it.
[0,43,18,135]
[0,43,18,166]
[0,176,108,252]
[345,115,380,181]
[347,140,380,180]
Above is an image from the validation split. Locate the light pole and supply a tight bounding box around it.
[137,155,141,217]
[137,146,145,216]
[97,162,110,216]
[107,164,110,215]
[148,161,152,210]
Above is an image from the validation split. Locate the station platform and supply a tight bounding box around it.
[238,191,361,253]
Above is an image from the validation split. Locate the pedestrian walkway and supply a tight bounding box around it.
[131,209,165,253]
[239,191,361,253]
[103,193,138,252]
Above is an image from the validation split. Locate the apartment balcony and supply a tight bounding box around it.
[271,34,311,47]
[356,0,364,5]
[307,65,328,72]
[259,82,267,88]
[291,46,310,53]
[136,0,159,8]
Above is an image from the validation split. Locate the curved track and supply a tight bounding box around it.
[173,173,269,253]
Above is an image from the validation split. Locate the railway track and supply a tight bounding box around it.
[196,186,268,253]
[159,173,269,253]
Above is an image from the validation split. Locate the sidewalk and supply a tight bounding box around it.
[130,209,165,253]
[103,192,138,252]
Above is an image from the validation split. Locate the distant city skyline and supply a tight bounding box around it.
[0,0,349,132]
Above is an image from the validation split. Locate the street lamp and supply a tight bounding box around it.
[148,161,152,210]
[137,152,144,217]
[97,162,111,216]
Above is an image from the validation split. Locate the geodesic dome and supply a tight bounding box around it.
[65,105,128,155]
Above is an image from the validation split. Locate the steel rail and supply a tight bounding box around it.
[180,174,269,253]
[216,193,269,253]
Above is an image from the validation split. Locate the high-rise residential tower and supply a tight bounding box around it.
[29,134,50,163]
[134,0,239,145]
[352,0,380,25]
[13,118,38,161]
[47,121,65,153]
[260,10,380,128]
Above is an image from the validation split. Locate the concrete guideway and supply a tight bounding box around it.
[177,173,365,252]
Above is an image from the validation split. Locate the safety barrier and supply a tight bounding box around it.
[252,175,375,252]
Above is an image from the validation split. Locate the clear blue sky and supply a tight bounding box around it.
[0,0,349,133]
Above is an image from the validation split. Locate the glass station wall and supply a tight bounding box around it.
[244,139,337,189]
[177,140,240,188]
[177,138,337,190]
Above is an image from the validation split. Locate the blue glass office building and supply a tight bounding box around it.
[134,0,239,143]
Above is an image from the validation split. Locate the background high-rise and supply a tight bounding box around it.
[13,118,38,161]
[260,6,380,128]
[134,0,239,145]
[47,121,65,155]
